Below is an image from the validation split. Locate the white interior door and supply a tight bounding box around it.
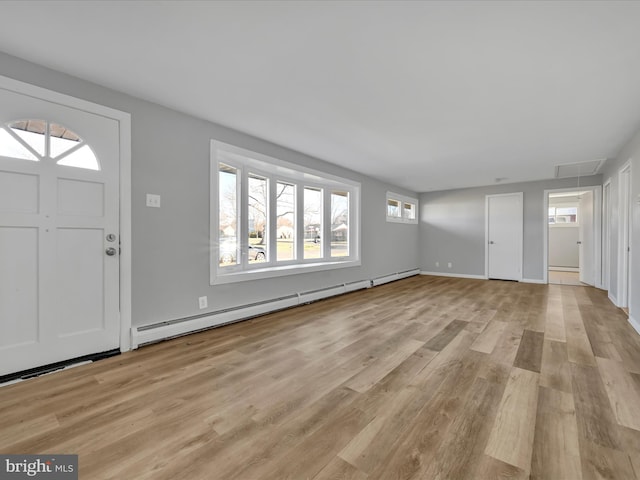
[0,87,120,377]
[579,191,595,285]
[487,193,523,281]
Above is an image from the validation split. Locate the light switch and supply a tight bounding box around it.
[146,194,161,208]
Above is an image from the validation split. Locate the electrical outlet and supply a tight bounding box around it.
[435,261,439,267]
[447,262,452,268]
[146,194,161,208]
[198,296,208,309]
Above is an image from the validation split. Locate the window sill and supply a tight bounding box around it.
[386,216,418,224]
[211,258,361,285]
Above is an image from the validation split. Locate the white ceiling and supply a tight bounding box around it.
[1,1,640,192]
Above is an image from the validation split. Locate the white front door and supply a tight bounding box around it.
[0,87,120,377]
[487,193,523,281]
[578,191,595,286]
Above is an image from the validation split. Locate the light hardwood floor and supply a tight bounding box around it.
[2,275,640,479]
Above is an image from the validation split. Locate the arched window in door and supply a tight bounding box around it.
[0,119,100,170]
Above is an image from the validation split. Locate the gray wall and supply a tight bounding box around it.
[602,126,640,323]
[419,176,602,281]
[0,51,419,327]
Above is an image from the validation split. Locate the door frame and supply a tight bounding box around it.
[603,179,612,292]
[0,75,132,352]
[543,185,602,288]
[485,192,523,281]
[618,161,632,309]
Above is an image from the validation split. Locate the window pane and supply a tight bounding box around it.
[304,187,323,259]
[556,207,577,216]
[49,123,81,158]
[331,191,349,257]
[276,182,296,261]
[387,199,400,217]
[0,128,38,161]
[219,163,239,267]
[404,202,416,220]
[9,120,45,156]
[248,174,268,264]
[56,145,100,170]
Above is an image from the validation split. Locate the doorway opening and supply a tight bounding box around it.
[543,186,602,287]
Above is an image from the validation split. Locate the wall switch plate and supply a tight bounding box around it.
[448,262,452,268]
[435,261,439,267]
[146,194,161,208]
[198,296,208,309]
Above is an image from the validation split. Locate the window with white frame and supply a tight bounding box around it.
[211,140,361,284]
[386,192,418,224]
[548,206,578,225]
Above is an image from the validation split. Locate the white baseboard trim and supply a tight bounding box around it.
[548,267,580,272]
[522,278,546,284]
[420,271,487,280]
[608,292,619,307]
[629,315,640,336]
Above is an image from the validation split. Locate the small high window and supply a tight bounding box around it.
[386,192,418,224]
[548,206,578,225]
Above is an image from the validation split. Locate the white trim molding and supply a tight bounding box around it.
[617,161,632,309]
[608,292,619,307]
[522,278,546,284]
[629,315,640,336]
[421,271,487,280]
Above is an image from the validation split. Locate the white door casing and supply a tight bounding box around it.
[619,163,632,308]
[603,181,611,291]
[486,193,523,281]
[0,84,127,377]
[579,190,595,286]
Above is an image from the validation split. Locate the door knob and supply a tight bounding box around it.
[489,241,495,244]
[105,247,117,256]
[577,241,582,245]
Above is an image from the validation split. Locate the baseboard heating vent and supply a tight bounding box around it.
[345,279,372,292]
[298,285,346,304]
[372,273,398,286]
[132,295,299,348]
[132,271,418,349]
[397,268,421,280]
[372,268,420,286]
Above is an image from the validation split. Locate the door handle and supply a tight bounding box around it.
[105,247,117,256]
[577,241,582,245]
[489,241,495,244]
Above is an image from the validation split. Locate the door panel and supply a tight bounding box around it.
[487,193,523,281]
[0,87,120,376]
[57,179,104,217]
[56,228,105,336]
[0,171,39,212]
[0,227,38,348]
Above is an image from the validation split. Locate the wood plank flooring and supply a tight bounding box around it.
[1,275,640,479]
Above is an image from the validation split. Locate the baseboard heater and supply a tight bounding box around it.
[131,270,418,349]
[372,268,420,286]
